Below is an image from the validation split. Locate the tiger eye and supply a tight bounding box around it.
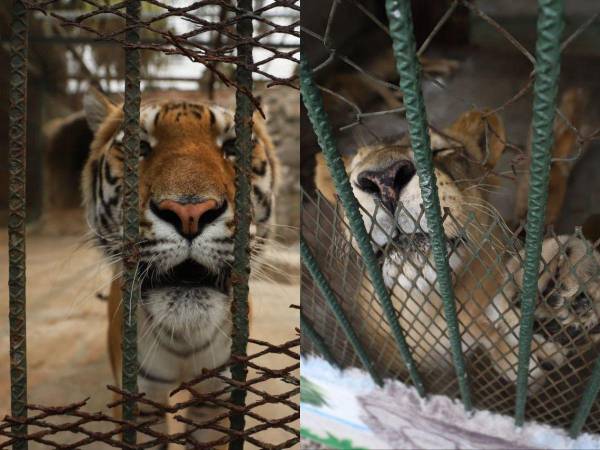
[140,140,152,158]
[222,138,236,158]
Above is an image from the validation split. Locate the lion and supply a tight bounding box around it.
[314,90,600,393]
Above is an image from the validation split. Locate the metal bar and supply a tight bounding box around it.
[8,1,29,448]
[514,0,564,426]
[384,0,472,409]
[300,238,381,384]
[121,0,141,444]
[569,355,600,436]
[299,56,425,396]
[300,312,338,367]
[229,0,254,448]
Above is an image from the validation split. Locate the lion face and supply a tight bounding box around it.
[348,111,506,251]
[81,89,276,325]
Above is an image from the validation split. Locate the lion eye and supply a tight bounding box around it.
[432,147,457,157]
[140,140,152,158]
[222,138,236,159]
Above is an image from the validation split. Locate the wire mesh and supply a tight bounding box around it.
[3,0,299,448]
[23,0,299,97]
[0,337,299,449]
[302,189,600,432]
[301,0,600,436]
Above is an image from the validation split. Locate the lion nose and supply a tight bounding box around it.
[152,198,226,239]
[356,160,416,213]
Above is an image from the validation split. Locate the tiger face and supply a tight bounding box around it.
[81,89,277,327]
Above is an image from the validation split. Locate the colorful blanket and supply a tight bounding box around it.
[301,357,600,449]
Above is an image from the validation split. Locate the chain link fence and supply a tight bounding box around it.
[301,0,600,437]
[2,0,299,448]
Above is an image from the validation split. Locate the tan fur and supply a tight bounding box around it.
[314,104,599,389]
[315,110,510,375]
[514,88,586,225]
[314,152,352,205]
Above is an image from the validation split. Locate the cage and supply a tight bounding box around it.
[1,0,299,448]
[300,0,600,441]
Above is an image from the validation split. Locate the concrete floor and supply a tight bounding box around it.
[0,215,299,449]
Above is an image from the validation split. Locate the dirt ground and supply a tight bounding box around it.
[0,215,299,449]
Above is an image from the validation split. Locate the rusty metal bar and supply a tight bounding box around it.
[8,1,29,448]
[229,0,254,448]
[120,0,141,444]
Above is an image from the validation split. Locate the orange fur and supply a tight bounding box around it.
[82,91,275,444]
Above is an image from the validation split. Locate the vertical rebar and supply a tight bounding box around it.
[121,0,141,444]
[229,0,254,448]
[569,355,600,437]
[300,312,338,367]
[299,56,425,396]
[384,0,472,409]
[301,238,381,384]
[8,1,29,448]
[514,0,563,426]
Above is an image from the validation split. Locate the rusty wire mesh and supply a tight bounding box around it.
[0,337,299,449]
[24,0,299,93]
[301,0,600,434]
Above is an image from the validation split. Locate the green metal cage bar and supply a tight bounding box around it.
[121,0,141,444]
[229,0,254,447]
[300,56,425,396]
[384,0,472,410]
[570,355,600,436]
[301,312,338,367]
[514,0,564,426]
[8,1,29,448]
[301,238,382,384]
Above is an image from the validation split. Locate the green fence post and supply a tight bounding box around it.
[229,0,254,448]
[121,0,141,444]
[300,56,425,396]
[300,312,338,367]
[514,0,564,426]
[569,356,600,437]
[301,238,382,384]
[8,1,29,448]
[384,0,472,410]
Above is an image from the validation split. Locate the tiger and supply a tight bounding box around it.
[81,87,277,447]
[314,89,600,393]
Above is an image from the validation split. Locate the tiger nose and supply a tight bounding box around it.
[356,160,416,213]
[153,198,225,239]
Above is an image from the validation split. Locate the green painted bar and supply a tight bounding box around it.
[8,1,29,448]
[514,0,564,426]
[301,238,382,384]
[569,354,600,437]
[121,0,141,444]
[229,0,254,447]
[384,0,472,410]
[301,312,338,366]
[300,56,425,396]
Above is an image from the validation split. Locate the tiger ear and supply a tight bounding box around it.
[447,110,506,169]
[83,86,117,133]
[314,152,352,205]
